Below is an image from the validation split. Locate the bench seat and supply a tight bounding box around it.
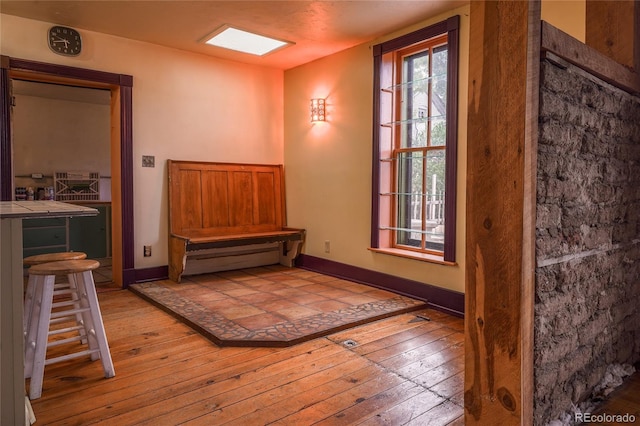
[168,160,305,282]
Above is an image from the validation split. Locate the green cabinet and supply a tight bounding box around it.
[22,204,111,259]
[69,205,111,258]
[22,217,68,257]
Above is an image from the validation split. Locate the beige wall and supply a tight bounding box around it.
[1,13,284,268]
[13,85,111,199]
[542,0,586,42]
[284,5,469,293]
[2,9,469,293]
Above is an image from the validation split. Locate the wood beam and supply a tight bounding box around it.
[465,1,539,424]
[586,0,640,72]
[542,21,640,96]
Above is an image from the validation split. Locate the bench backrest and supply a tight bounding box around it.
[168,160,287,238]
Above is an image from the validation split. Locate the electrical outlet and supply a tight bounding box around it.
[144,245,152,257]
[324,240,331,253]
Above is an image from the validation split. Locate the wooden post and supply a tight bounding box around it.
[586,0,640,72]
[465,1,539,424]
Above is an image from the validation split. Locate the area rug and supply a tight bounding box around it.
[129,265,427,347]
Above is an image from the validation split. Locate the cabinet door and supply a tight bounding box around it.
[22,218,67,257]
[68,205,110,258]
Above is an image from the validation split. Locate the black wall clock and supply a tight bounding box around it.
[48,26,82,56]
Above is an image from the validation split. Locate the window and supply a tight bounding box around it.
[371,16,459,263]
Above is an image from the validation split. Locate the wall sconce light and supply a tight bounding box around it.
[310,98,326,122]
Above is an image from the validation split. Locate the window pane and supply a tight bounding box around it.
[430,46,448,147]
[400,52,429,149]
[396,151,423,247]
[425,149,445,251]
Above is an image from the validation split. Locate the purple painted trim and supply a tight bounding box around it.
[134,265,169,283]
[119,85,135,287]
[0,59,12,201]
[370,51,382,248]
[296,254,464,317]
[375,18,451,55]
[9,57,132,87]
[444,16,460,262]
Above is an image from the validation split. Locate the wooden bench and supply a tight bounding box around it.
[167,160,305,282]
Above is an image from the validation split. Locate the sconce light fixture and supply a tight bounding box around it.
[310,98,326,122]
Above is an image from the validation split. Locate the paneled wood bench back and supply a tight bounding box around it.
[167,160,305,282]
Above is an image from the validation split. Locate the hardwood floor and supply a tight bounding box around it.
[590,369,640,425]
[28,289,465,425]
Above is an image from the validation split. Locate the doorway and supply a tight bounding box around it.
[12,80,114,286]
[0,56,135,288]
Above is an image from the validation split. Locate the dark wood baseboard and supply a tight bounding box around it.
[296,254,464,317]
[134,265,169,285]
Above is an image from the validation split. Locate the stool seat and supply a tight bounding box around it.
[29,259,100,276]
[23,252,87,266]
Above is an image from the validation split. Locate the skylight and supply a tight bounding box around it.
[204,26,291,56]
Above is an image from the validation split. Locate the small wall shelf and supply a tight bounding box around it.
[54,171,100,201]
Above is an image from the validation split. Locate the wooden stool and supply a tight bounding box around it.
[24,259,115,400]
[23,252,87,341]
[23,252,87,266]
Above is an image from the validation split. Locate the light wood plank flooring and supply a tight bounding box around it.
[590,369,640,425]
[28,289,465,425]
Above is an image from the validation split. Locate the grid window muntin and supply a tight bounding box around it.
[394,37,448,255]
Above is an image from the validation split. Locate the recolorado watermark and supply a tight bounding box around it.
[575,412,637,423]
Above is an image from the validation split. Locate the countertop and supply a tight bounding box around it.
[0,201,98,219]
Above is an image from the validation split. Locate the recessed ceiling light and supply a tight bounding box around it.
[203,25,292,56]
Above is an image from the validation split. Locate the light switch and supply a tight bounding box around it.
[142,155,155,168]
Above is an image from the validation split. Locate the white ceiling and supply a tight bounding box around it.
[1,0,467,70]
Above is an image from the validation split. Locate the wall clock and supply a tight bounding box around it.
[48,26,82,56]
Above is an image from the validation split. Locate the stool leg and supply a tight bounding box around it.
[67,273,88,345]
[76,271,115,378]
[28,274,55,400]
[74,272,98,360]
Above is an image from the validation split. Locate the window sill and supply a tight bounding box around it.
[368,247,457,266]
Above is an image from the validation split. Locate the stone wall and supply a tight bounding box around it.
[534,57,640,423]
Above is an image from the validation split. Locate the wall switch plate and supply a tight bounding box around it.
[142,155,155,168]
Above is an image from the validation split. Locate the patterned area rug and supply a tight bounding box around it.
[129,266,427,347]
